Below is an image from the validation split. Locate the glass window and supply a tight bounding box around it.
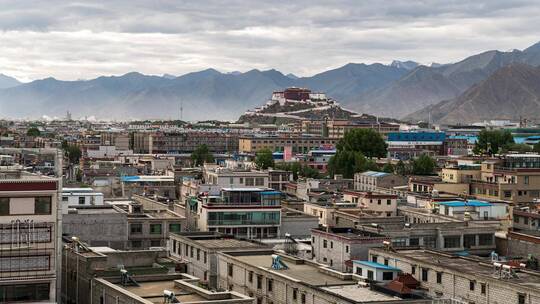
[478,234,493,246]
[421,268,428,282]
[0,283,50,302]
[444,236,461,248]
[169,223,181,233]
[130,223,142,234]
[436,272,442,284]
[78,197,85,205]
[382,272,393,280]
[0,198,9,215]
[35,197,52,215]
[149,224,162,234]
[463,235,476,248]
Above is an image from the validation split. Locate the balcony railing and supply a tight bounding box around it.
[207,219,280,226]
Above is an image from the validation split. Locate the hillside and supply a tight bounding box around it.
[405,64,540,124]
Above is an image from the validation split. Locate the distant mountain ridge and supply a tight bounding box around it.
[405,64,540,124]
[349,42,540,118]
[0,63,408,120]
[0,74,21,89]
[1,41,540,121]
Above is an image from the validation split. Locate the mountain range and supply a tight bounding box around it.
[1,41,540,121]
[405,64,540,124]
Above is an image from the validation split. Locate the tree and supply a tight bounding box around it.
[255,148,274,169]
[473,130,514,155]
[337,129,387,158]
[328,129,387,178]
[411,154,436,175]
[503,143,532,153]
[191,144,214,166]
[62,141,81,164]
[274,162,320,180]
[26,127,41,137]
[382,162,395,173]
[395,160,410,175]
[534,142,540,153]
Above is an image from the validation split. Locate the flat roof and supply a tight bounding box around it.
[321,285,396,302]
[118,280,205,303]
[236,254,351,286]
[372,249,540,290]
[438,200,491,207]
[194,238,266,250]
[353,261,400,271]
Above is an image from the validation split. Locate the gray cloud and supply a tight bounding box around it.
[0,0,538,81]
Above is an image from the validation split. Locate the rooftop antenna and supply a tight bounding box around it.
[180,99,183,122]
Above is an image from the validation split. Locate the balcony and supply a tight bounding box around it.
[207,219,280,226]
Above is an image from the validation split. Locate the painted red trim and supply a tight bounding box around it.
[0,181,57,191]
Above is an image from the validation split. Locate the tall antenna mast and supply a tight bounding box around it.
[180,99,183,122]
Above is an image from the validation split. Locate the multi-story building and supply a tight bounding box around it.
[203,166,269,189]
[369,248,540,304]
[342,190,399,216]
[386,132,446,160]
[301,119,400,138]
[354,171,408,192]
[100,131,130,150]
[217,250,425,304]
[0,170,61,303]
[471,157,540,204]
[168,232,269,288]
[197,188,281,239]
[311,227,388,272]
[61,187,104,213]
[238,135,338,154]
[133,131,239,154]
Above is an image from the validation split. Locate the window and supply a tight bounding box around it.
[411,266,416,275]
[0,283,50,302]
[228,264,233,277]
[345,245,349,253]
[436,272,442,284]
[371,255,378,263]
[524,176,529,185]
[197,248,200,260]
[382,272,394,280]
[323,240,327,248]
[387,199,391,205]
[150,240,161,247]
[367,270,374,280]
[377,199,381,205]
[292,289,298,301]
[421,268,428,282]
[481,284,486,295]
[245,178,254,186]
[267,279,273,292]
[248,271,253,283]
[35,197,52,215]
[330,241,333,249]
[131,240,142,248]
[384,258,389,266]
[469,281,475,291]
[204,252,207,264]
[78,196,85,205]
[130,223,142,234]
[504,191,512,198]
[255,178,265,186]
[301,293,306,304]
[478,234,493,246]
[256,275,262,289]
[0,198,9,215]
[409,238,420,246]
[464,234,476,248]
[149,224,162,234]
[169,223,181,233]
[518,294,526,304]
[444,236,461,248]
[356,267,363,275]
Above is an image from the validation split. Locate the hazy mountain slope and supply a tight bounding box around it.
[348,41,540,118]
[0,74,21,89]
[405,64,540,124]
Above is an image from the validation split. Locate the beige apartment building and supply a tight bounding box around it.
[0,171,61,303]
[238,135,338,153]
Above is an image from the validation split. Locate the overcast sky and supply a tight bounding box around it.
[1,0,539,82]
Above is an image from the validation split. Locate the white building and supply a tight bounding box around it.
[62,187,104,213]
[436,200,508,220]
[352,260,401,282]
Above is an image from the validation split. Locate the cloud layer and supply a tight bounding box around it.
[1,0,539,81]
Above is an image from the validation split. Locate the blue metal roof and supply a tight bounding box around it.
[438,200,491,207]
[360,171,390,177]
[261,191,281,195]
[121,176,140,182]
[387,132,446,142]
[353,261,401,271]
